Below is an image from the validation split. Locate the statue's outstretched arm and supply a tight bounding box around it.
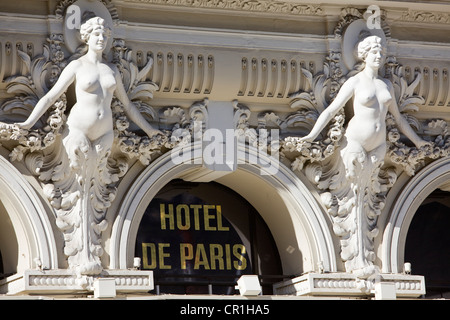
[113,66,162,137]
[16,60,78,130]
[387,82,429,148]
[300,77,355,142]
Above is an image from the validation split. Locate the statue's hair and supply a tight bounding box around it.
[357,35,386,61]
[80,17,111,43]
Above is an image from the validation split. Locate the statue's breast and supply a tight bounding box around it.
[355,88,378,107]
[77,72,101,93]
[76,68,116,95]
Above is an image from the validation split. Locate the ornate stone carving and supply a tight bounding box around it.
[284,54,345,173]
[334,7,390,40]
[227,16,450,279]
[233,100,257,146]
[0,40,66,162]
[1,0,449,287]
[0,16,168,276]
[149,52,215,95]
[273,272,425,298]
[385,63,450,175]
[124,0,323,16]
[280,29,449,279]
[55,0,119,22]
[15,269,154,295]
[399,10,450,24]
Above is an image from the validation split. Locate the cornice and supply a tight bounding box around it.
[119,0,450,25]
[120,0,325,16]
[397,9,450,24]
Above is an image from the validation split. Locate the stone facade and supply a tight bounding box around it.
[0,0,449,299]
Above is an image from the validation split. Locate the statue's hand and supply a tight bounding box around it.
[298,134,315,143]
[415,139,433,152]
[14,122,33,130]
[145,127,164,138]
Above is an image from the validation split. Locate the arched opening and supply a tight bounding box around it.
[0,199,19,278]
[134,179,282,294]
[382,157,450,275]
[0,153,58,281]
[110,143,337,280]
[405,189,450,298]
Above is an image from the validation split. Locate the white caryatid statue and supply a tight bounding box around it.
[300,35,429,278]
[15,17,161,276]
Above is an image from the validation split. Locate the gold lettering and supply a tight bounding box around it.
[142,243,157,269]
[160,204,174,230]
[158,243,171,269]
[159,203,231,231]
[180,243,193,269]
[233,244,247,270]
[225,244,232,270]
[194,244,210,270]
[203,205,216,231]
[190,204,202,230]
[209,244,224,270]
[216,205,229,231]
[176,204,190,230]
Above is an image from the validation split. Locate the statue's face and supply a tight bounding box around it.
[365,45,384,69]
[87,26,108,52]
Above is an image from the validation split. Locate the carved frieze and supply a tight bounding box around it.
[399,10,450,24]
[123,0,323,16]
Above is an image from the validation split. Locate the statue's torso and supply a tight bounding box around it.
[345,74,392,152]
[68,59,116,141]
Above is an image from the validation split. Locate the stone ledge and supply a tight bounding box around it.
[1,269,154,295]
[273,273,426,298]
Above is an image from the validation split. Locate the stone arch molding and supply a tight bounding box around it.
[382,156,450,274]
[110,142,337,275]
[0,154,58,273]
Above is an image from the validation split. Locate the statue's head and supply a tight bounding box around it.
[80,17,111,51]
[357,35,386,68]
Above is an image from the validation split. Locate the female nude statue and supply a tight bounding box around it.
[15,17,161,275]
[300,35,429,277]
[16,16,160,152]
[301,35,428,172]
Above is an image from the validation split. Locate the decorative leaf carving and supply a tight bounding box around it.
[281,42,450,278]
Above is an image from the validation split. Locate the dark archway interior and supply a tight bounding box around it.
[405,189,450,298]
[134,179,283,295]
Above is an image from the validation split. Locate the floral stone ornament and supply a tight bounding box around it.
[0,16,171,277]
[282,32,448,279]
